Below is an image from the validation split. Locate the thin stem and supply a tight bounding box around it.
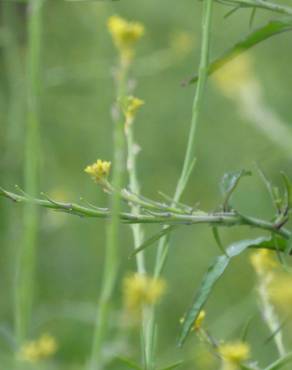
[125,123,146,274]
[152,0,214,366]
[15,0,44,346]
[221,0,292,16]
[88,60,129,370]
[2,0,25,330]
[125,116,153,368]
[1,189,291,241]
[155,0,214,278]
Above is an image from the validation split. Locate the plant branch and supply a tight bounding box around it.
[1,188,290,241]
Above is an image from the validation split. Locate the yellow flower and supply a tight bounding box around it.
[123,273,166,312]
[107,15,144,61]
[19,334,57,363]
[250,249,278,275]
[218,341,250,366]
[38,334,58,357]
[193,310,206,331]
[84,159,111,183]
[122,96,144,121]
[212,53,255,97]
[19,341,41,363]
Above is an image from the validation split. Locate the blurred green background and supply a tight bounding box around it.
[1,0,292,369]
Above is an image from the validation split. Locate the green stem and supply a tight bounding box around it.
[88,61,129,370]
[125,123,146,274]
[1,189,291,240]
[15,0,44,346]
[155,0,214,275]
[2,0,24,330]
[125,118,152,368]
[152,0,214,366]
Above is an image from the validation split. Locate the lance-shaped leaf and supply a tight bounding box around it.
[280,171,292,210]
[178,236,276,347]
[130,225,178,258]
[264,352,292,370]
[220,169,251,210]
[185,18,292,85]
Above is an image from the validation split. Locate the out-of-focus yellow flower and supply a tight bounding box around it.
[38,334,58,357]
[123,273,166,312]
[212,53,256,97]
[19,334,58,363]
[170,31,194,57]
[107,15,144,62]
[218,341,250,369]
[250,249,278,275]
[84,159,111,183]
[193,310,206,331]
[122,95,144,121]
[268,272,292,311]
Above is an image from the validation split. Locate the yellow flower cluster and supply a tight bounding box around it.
[250,249,278,275]
[123,273,166,312]
[84,159,111,183]
[122,96,144,121]
[19,334,58,363]
[107,15,144,62]
[218,341,250,369]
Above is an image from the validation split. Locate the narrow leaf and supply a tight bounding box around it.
[240,315,255,342]
[221,169,251,210]
[178,236,272,347]
[255,164,282,212]
[264,352,292,370]
[185,19,292,85]
[280,171,292,209]
[129,225,178,258]
[212,227,228,256]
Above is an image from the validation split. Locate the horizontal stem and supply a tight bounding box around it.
[218,0,292,16]
[1,188,290,240]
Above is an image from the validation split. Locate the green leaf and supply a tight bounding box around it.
[264,352,292,370]
[220,169,251,210]
[115,356,142,370]
[186,19,292,85]
[255,164,283,212]
[280,171,292,209]
[178,236,272,347]
[158,360,184,370]
[129,225,178,258]
[240,315,255,342]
